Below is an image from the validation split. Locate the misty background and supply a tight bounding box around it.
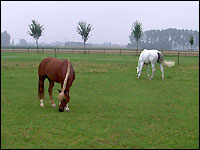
[1,1,199,50]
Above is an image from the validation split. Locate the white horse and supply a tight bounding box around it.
[136,49,175,80]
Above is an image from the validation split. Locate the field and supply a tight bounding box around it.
[1,52,199,149]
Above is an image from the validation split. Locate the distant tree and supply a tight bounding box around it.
[76,20,93,51]
[11,39,15,46]
[129,33,136,48]
[131,21,142,54]
[189,35,194,50]
[1,31,11,47]
[65,38,67,47]
[28,19,44,52]
[19,39,28,46]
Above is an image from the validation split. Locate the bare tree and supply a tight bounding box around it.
[131,21,142,55]
[76,20,93,51]
[28,19,44,53]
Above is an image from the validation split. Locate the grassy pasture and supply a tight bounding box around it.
[1,52,199,149]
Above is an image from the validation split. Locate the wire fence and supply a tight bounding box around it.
[1,47,199,65]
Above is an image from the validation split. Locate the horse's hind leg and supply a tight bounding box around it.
[48,79,56,108]
[64,93,70,112]
[150,63,156,80]
[160,63,164,80]
[38,77,45,107]
[147,64,150,80]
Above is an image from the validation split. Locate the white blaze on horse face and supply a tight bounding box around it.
[59,101,61,106]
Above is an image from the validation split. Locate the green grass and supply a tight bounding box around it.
[1,52,199,149]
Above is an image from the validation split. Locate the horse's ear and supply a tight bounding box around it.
[57,89,61,93]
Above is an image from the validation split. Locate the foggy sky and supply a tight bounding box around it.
[1,1,199,45]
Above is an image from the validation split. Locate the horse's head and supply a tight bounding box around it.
[136,67,139,74]
[136,67,140,78]
[58,89,70,112]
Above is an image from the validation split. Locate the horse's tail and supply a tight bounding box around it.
[58,60,71,101]
[163,60,175,67]
[157,51,164,64]
[157,51,175,67]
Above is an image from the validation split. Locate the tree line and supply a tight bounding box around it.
[128,27,199,50]
[1,19,199,50]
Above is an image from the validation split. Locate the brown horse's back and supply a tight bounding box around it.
[38,57,72,83]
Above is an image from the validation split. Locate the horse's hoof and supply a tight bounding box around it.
[40,103,44,107]
[52,103,56,108]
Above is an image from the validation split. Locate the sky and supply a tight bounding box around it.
[1,1,199,45]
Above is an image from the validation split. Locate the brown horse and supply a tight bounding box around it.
[38,57,75,112]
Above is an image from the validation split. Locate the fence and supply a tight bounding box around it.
[1,47,199,65]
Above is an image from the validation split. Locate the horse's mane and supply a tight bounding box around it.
[62,60,71,92]
[58,60,70,101]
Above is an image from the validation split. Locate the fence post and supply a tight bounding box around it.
[178,51,179,65]
[55,48,56,58]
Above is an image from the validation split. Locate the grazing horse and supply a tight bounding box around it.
[136,49,174,80]
[38,57,75,112]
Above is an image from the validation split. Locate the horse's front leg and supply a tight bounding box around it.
[48,80,56,108]
[64,104,70,112]
[64,94,70,112]
[150,63,156,80]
